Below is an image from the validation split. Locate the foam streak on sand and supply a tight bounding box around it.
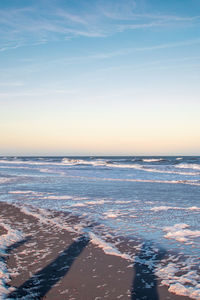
[19,205,82,234]
[88,232,133,261]
[0,221,23,299]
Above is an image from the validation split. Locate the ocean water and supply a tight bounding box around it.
[0,156,200,298]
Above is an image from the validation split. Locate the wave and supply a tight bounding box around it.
[175,163,200,171]
[61,158,89,165]
[151,206,200,212]
[9,190,35,194]
[142,158,165,162]
[0,158,200,178]
[100,163,200,176]
[0,158,108,168]
[62,175,200,186]
[61,158,169,168]
[61,158,107,166]
[108,163,200,176]
[0,178,12,184]
[0,159,48,166]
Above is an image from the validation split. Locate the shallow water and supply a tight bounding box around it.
[0,156,200,298]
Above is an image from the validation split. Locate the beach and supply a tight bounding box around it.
[0,201,192,300]
[1,0,200,297]
[0,156,199,299]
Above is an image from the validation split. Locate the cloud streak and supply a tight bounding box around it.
[0,88,76,100]
[86,38,200,60]
[0,0,199,49]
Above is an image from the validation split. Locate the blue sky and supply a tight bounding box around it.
[0,0,200,155]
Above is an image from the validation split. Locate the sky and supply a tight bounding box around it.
[0,0,200,156]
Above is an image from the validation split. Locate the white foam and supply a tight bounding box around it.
[62,158,88,165]
[9,190,45,197]
[0,178,12,184]
[175,163,200,171]
[188,206,200,211]
[9,190,34,194]
[103,210,122,219]
[0,159,48,166]
[85,200,105,205]
[61,158,107,167]
[163,223,200,243]
[73,197,89,201]
[0,158,89,168]
[104,213,118,218]
[40,195,89,201]
[115,200,132,204]
[16,205,134,264]
[156,263,200,299]
[151,206,200,212]
[168,283,200,299]
[42,195,72,200]
[90,176,200,186]
[18,205,81,234]
[142,158,164,162]
[1,158,199,178]
[151,206,179,212]
[88,232,133,261]
[67,203,86,207]
[0,221,23,299]
[106,163,200,177]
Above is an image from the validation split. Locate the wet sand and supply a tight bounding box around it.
[0,201,191,300]
[0,225,7,236]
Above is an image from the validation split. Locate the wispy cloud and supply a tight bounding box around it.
[102,8,200,22]
[100,0,200,22]
[12,38,199,69]
[55,10,88,25]
[136,38,200,51]
[86,38,200,60]
[0,82,24,87]
[0,0,199,50]
[0,4,105,44]
[0,43,23,52]
[0,88,76,100]
[117,21,164,32]
[94,55,200,74]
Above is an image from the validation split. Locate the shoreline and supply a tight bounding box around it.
[0,201,192,299]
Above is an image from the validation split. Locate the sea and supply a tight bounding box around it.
[0,156,199,298]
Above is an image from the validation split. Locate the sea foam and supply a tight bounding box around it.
[163,224,200,243]
[0,221,23,299]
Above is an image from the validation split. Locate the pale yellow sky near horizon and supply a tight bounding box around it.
[1,90,200,156]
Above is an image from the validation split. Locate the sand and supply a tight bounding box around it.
[0,201,191,300]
